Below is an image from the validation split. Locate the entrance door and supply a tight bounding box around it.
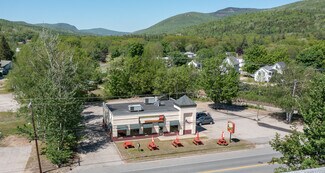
[159,126,163,136]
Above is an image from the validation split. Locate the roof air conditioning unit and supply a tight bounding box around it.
[128,104,143,112]
[144,97,155,104]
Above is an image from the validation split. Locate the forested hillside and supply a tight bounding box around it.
[135,8,260,35]
[183,0,325,38]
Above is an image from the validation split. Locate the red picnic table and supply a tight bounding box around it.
[147,137,159,150]
[172,134,183,147]
[147,142,159,150]
[193,132,204,145]
[123,141,134,149]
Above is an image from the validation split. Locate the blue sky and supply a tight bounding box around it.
[0,0,300,32]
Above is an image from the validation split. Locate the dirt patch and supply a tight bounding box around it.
[0,135,30,147]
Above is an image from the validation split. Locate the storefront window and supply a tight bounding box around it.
[117,125,128,137]
[170,120,179,133]
[130,124,140,136]
[143,123,153,135]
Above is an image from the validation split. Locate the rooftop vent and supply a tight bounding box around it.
[144,97,155,104]
[128,104,143,112]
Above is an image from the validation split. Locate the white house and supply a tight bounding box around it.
[254,65,275,82]
[272,62,286,74]
[238,58,245,73]
[103,95,197,141]
[222,56,240,72]
[187,60,201,69]
[254,62,286,82]
[184,52,196,58]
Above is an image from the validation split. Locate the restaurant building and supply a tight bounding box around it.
[103,95,197,141]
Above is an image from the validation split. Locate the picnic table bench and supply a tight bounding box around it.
[147,142,159,150]
[123,141,134,149]
[172,138,183,147]
[193,137,203,145]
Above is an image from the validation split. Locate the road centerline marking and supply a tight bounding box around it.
[199,163,269,173]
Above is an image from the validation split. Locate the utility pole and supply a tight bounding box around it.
[288,79,298,123]
[28,101,42,173]
[256,90,261,121]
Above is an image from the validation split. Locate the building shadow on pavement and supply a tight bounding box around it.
[196,125,207,133]
[208,103,247,112]
[221,111,257,121]
[257,122,292,133]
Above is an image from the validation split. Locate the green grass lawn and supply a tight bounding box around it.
[116,137,254,162]
[0,112,26,137]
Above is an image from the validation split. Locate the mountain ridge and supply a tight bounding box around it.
[35,23,129,36]
[134,7,261,35]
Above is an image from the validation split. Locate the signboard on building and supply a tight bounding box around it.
[139,115,165,124]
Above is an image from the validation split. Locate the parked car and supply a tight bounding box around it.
[196,115,214,126]
[196,112,209,119]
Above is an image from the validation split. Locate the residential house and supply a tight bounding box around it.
[272,62,286,74]
[254,62,286,82]
[0,60,12,76]
[238,58,245,73]
[254,65,275,82]
[184,52,196,58]
[187,60,201,69]
[222,56,240,72]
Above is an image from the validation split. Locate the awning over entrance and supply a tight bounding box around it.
[130,124,141,129]
[143,123,153,128]
[170,120,180,126]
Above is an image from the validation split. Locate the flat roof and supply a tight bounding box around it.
[106,100,179,116]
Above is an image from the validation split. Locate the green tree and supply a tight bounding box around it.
[196,48,215,60]
[169,51,188,66]
[201,57,240,106]
[271,62,315,123]
[270,73,325,172]
[296,43,325,69]
[243,45,268,73]
[153,66,198,96]
[128,42,144,57]
[0,35,14,61]
[265,47,290,64]
[9,32,94,165]
[143,42,163,58]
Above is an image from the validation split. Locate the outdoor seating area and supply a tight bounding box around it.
[171,135,183,147]
[217,131,228,146]
[147,137,159,151]
[193,132,203,145]
[116,136,253,162]
[123,141,134,149]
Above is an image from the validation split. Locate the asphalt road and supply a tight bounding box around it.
[74,146,281,173]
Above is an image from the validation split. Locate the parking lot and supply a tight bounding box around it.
[195,101,302,144]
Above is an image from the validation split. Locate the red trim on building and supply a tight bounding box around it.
[184,130,192,135]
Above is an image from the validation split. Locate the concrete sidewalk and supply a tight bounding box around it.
[0,146,32,173]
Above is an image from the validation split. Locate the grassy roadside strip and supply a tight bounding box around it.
[116,138,254,162]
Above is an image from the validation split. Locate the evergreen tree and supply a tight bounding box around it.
[0,35,14,61]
